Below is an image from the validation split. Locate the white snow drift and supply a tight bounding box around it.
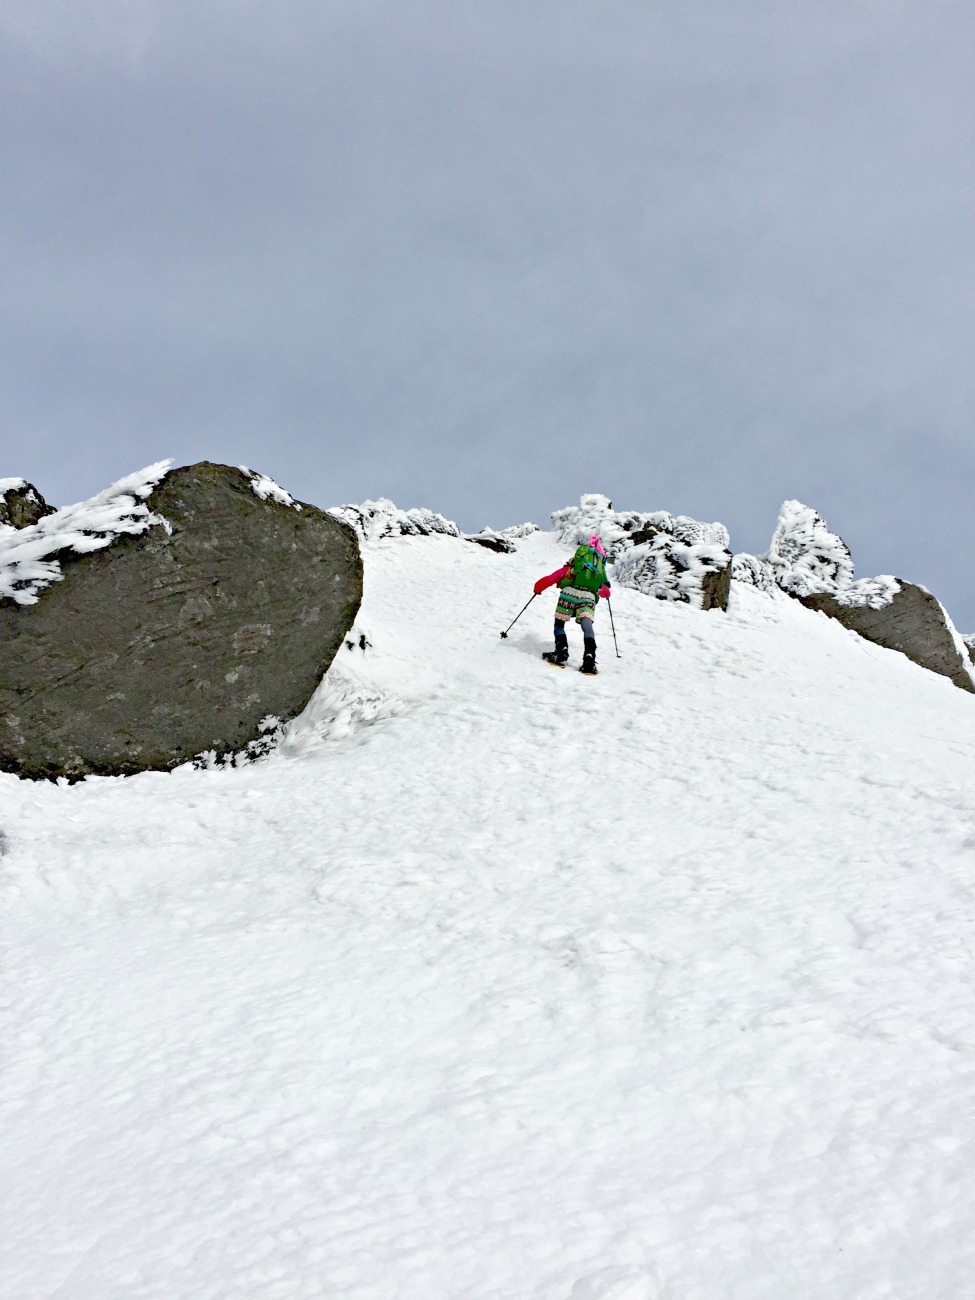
[3,498,975,1300]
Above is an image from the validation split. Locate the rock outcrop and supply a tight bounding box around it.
[554,494,732,611]
[0,462,362,779]
[329,497,527,554]
[802,584,975,694]
[0,479,55,530]
[760,499,975,694]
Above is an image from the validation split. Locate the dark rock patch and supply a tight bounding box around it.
[0,462,363,779]
[700,558,733,612]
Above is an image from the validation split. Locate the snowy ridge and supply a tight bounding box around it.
[0,460,172,605]
[4,526,975,1298]
[0,476,28,498]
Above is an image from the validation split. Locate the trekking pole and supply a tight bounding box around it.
[607,597,621,657]
[500,592,538,638]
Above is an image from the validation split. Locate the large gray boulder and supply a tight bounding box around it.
[801,583,975,695]
[0,462,362,779]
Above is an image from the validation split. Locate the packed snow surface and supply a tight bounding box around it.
[4,527,975,1299]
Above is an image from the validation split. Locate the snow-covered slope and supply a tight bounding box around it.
[3,527,975,1300]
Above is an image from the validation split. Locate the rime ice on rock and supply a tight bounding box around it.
[553,494,733,610]
[765,500,899,609]
[329,498,462,543]
[327,499,537,553]
[766,500,975,693]
[731,553,779,595]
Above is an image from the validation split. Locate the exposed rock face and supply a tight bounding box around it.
[0,479,55,530]
[0,462,362,779]
[801,583,975,695]
[762,498,974,694]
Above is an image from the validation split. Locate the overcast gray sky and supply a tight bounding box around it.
[3,0,974,627]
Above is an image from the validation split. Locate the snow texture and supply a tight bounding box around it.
[766,499,899,609]
[0,460,172,605]
[0,476,28,498]
[239,466,303,510]
[329,496,462,542]
[5,526,975,1299]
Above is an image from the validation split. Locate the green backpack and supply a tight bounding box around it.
[563,543,607,595]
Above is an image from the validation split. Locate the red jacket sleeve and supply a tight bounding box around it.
[534,564,570,595]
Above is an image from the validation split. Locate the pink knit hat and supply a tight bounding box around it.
[589,535,606,557]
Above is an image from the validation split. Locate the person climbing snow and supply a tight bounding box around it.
[534,535,611,674]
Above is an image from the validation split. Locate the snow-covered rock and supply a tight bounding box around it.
[0,478,55,530]
[767,499,856,597]
[329,497,462,542]
[614,533,732,610]
[329,497,537,555]
[0,462,362,779]
[553,494,732,610]
[466,527,516,553]
[765,499,974,692]
[731,552,779,595]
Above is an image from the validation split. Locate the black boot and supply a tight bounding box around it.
[543,632,569,666]
[580,636,598,675]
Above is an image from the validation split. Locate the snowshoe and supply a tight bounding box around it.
[580,637,597,675]
[542,633,569,668]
